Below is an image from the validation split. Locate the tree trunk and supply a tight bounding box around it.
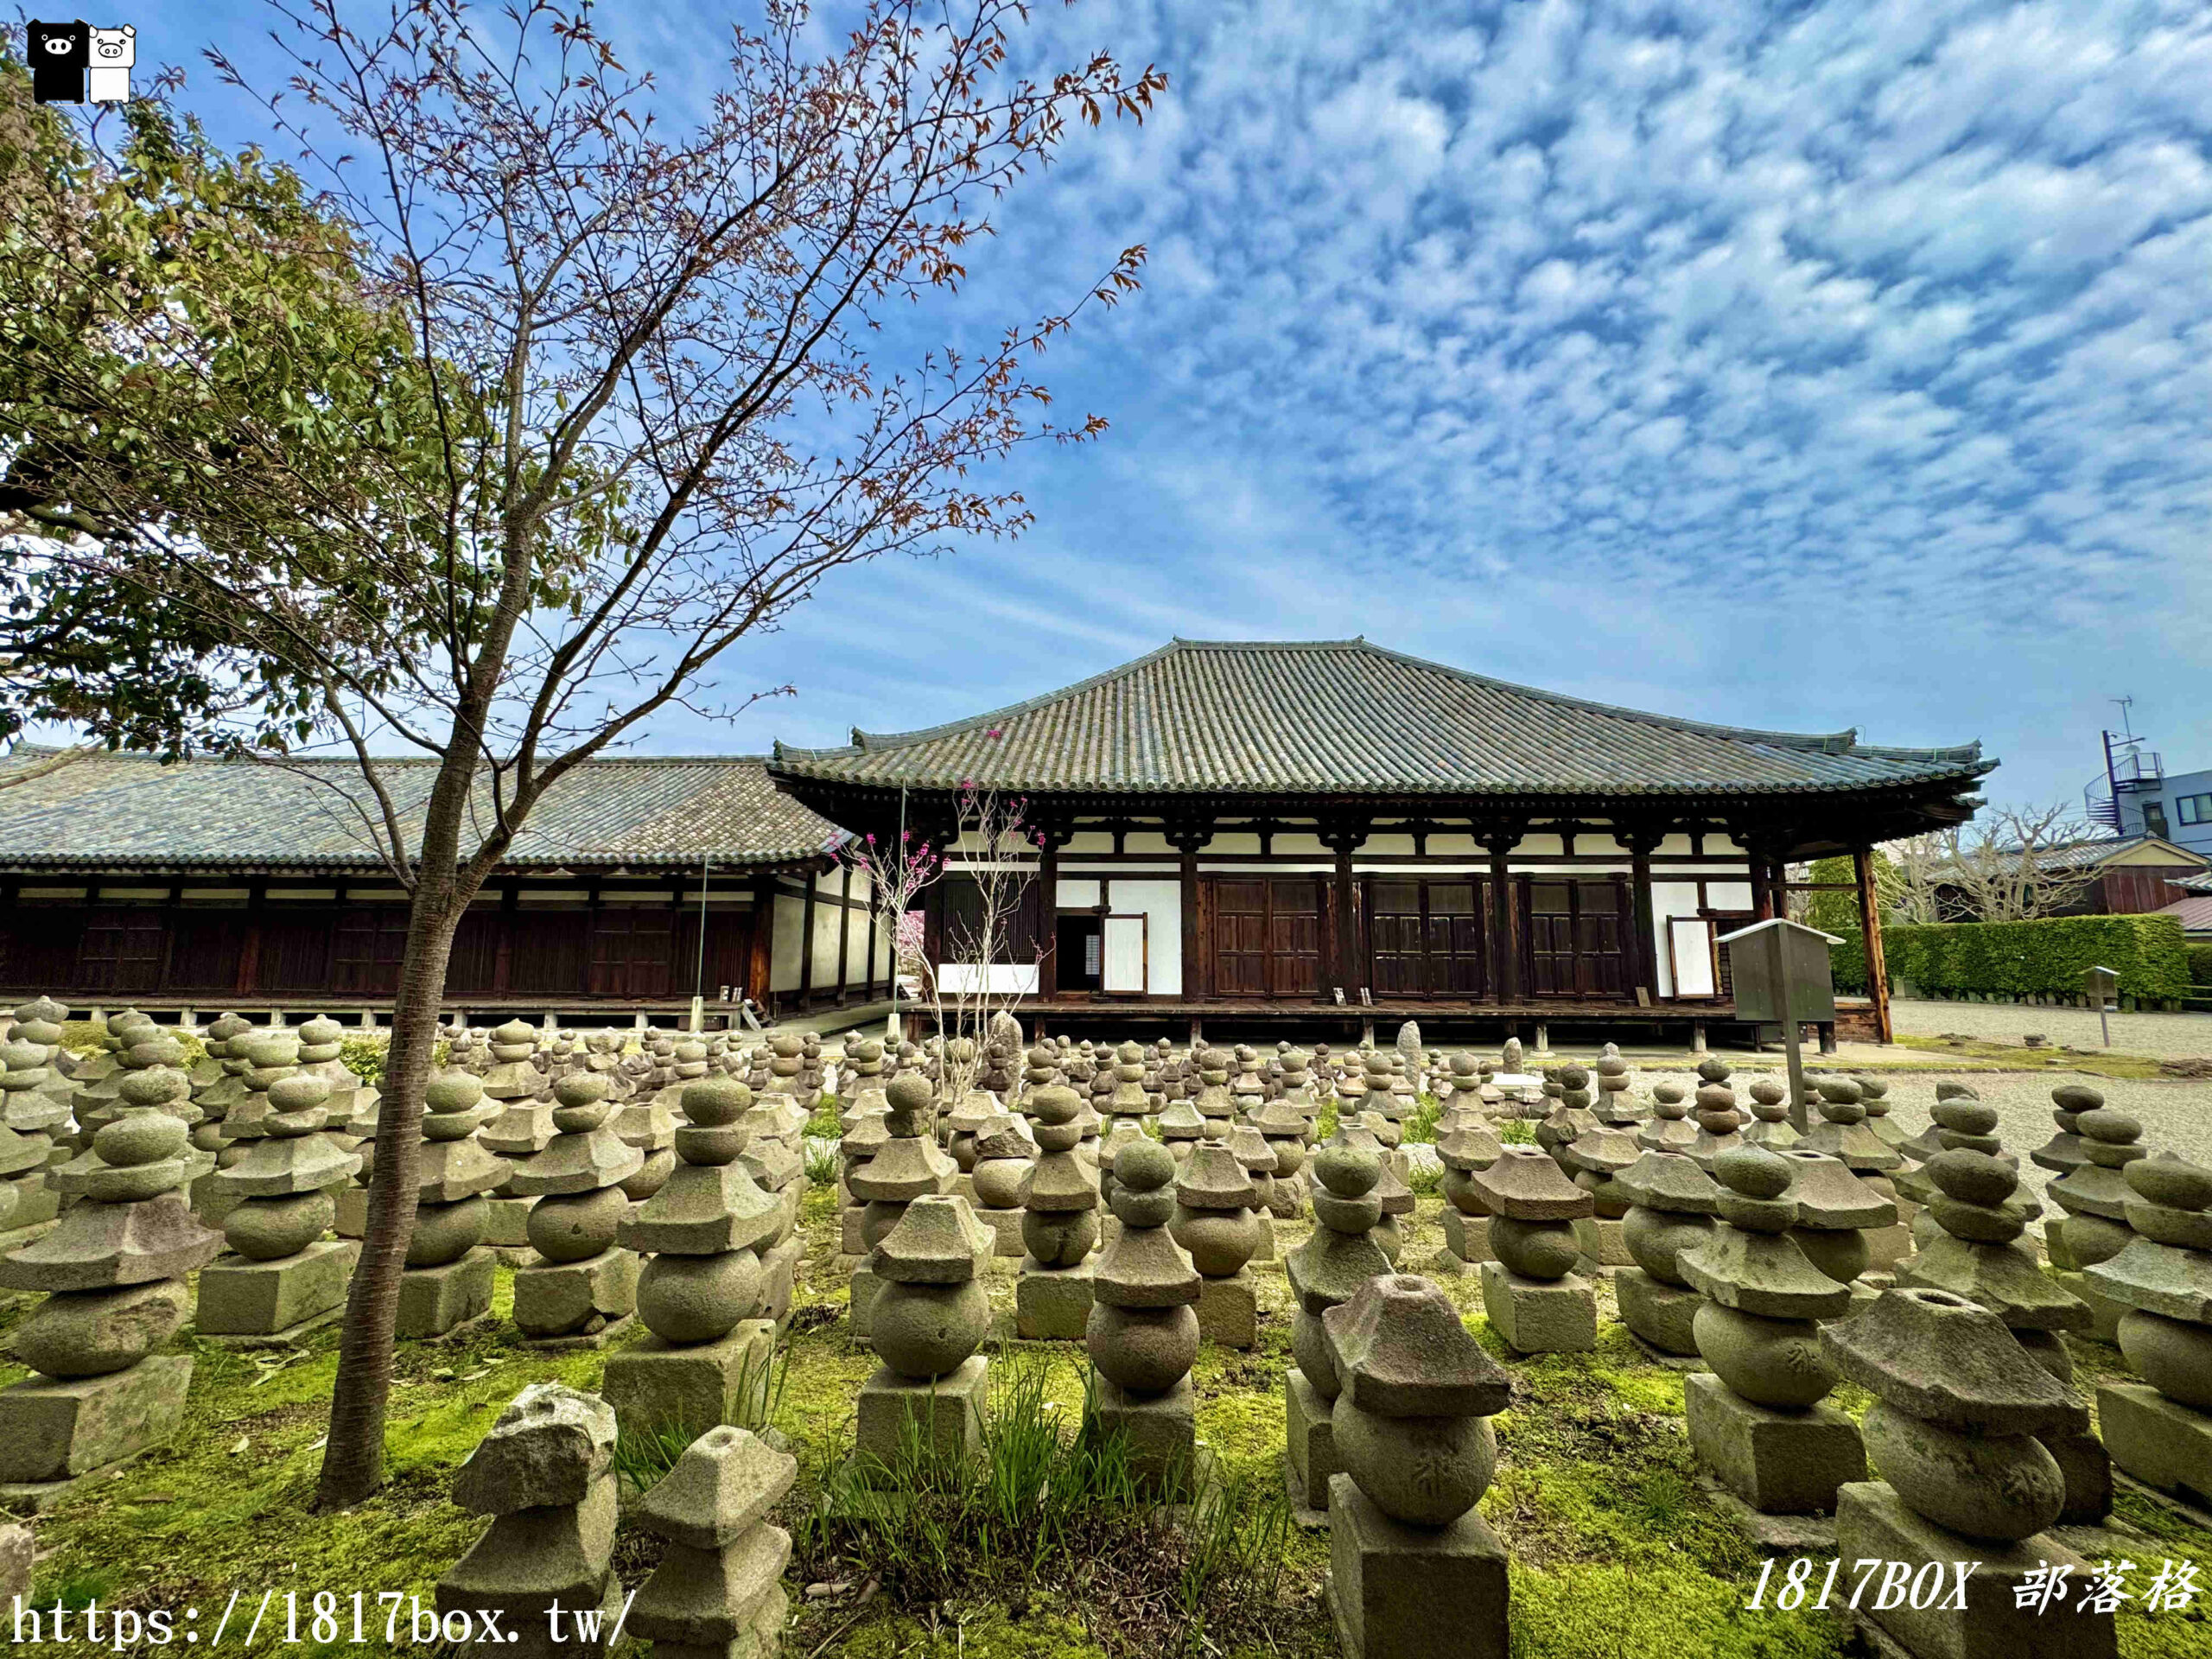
[313,867,465,1509]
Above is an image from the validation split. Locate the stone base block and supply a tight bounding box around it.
[1197,1269,1257,1349]
[1836,1481,2115,1659]
[604,1319,775,1438]
[2044,1427,2113,1526]
[1573,1214,1634,1268]
[1015,1261,1094,1340]
[396,1249,497,1339]
[1285,1368,1338,1521]
[512,1246,639,1343]
[952,1173,976,1203]
[0,1354,193,1488]
[1861,1222,1916,1273]
[1249,1212,1277,1263]
[193,1181,245,1231]
[841,1205,867,1255]
[1696,1476,1839,1553]
[2097,1382,2212,1510]
[759,1235,803,1328]
[849,1262,878,1340]
[1093,1375,1198,1501]
[480,1193,535,1248]
[1686,1373,1863,1515]
[196,1238,359,1339]
[2051,1270,2126,1344]
[1440,1207,1492,1268]
[1615,1268,1701,1357]
[3,1180,60,1236]
[853,1355,987,1478]
[1478,1260,1595,1355]
[971,1206,1027,1258]
[1325,1475,1509,1659]
[333,1185,368,1239]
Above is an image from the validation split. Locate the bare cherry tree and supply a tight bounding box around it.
[5,0,1162,1506]
[1887,802,2101,924]
[920,785,1041,1105]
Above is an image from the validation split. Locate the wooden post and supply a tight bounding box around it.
[1038,833,1060,1002]
[835,863,853,1006]
[1332,843,1359,1000]
[1853,844,1893,1045]
[797,870,817,1004]
[1482,827,1522,1005]
[747,878,776,1014]
[1626,827,1661,1007]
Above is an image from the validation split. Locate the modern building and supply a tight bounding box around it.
[0,752,888,1021]
[2087,730,2212,858]
[767,639,1996,1044]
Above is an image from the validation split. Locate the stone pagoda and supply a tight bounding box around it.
[1471,1146,1596,1355]
[1014,1083,1099,1340]
[1772,1147,1897,1301]
[1433,1109,1502,1274]
[626,1426,797,1659]
[1678,1146,1862,1524]
[476,1026,558,1260]
[964,1109,1034,1258]
[1826,1288,2115,1659]
[2086,1154,2212,1511]
[2039,1096,2143,1341]
[1323,1274,1512,1659]
[1894,1138,2106,1524]
[1798,1077,1910,1269]
[394,1071,507,1339]
[197,1069,362,1344]
[1172,1139,1262,1347]
[845,1071,954,1341]
[1,1017,71,1247]
[0,1060,223,1504]
[1285,1145,1394,1518]
[1088,1139,1204,1498]
[855,1194,992,1478]
[1636,1083,1698,1154]
[607,1073,786,1434]
[435,1384,621,1659]
[1612,1147,1719,1362]
[508,1072,644,1346]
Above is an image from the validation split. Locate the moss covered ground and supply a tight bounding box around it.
[6,1166,2209,1659]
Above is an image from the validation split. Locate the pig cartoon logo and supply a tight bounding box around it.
[28,20,89,104]
[87,23,132,101]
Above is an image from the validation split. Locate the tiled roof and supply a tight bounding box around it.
[2011,835,2211,873]
[770,639,1993,799]
[2177,871,2212,895]
[2154,894,2212,933]
[0,750,846,873]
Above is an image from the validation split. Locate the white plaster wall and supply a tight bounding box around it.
[810,898,842,986]
[1058,878,1103,908]
[1649,880,1705,999]
[937,963,1040,995]
[1427,832,1481,855]
[1363,833,1418,855]
[1706,880,1755,912]
[1105,878,1182,995]
[1205,831,1262,854]
[1063,831,1115,853]
[1273,831,1328,855]
[1123,830,1173,854]
[1518,833,1567,855]
[1657,834,1697,856]
[771,893,804,991]
[843,907,871,987]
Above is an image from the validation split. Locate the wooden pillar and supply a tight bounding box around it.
[1167,818,1211,1001]
[236,878,265,995]
[1322,819,1368,1001]
[1482,828,1522,1005]
[746,879,775,1012]
[835,864,853,1006]
[1037,835,1061,1002]
[494,884,518,995]
[1626,828,1661,1007]
[797,870,817,1004]
[863,875,880,998]
[1853,843,1894,1045]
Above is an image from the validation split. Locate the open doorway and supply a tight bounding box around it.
[1056,912,1103,992]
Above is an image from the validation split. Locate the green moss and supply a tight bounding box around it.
[1510,1563,1847,1659]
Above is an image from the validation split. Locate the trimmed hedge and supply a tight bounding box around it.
[1825,914,2192,1004]
[2190,941,2212,988]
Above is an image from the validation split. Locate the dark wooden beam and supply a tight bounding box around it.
[798,872,817,1002]
[1854,844,1893,1045]
[1318,817,1370,1000]
[835,863,853,1005]
[1478,823,1523,1004]
[1037,834,1061,1001]
[1164,817,1211,1001]
[1623,825,1665,1006]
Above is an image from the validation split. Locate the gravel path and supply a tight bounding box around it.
[1889,996,2212,1060]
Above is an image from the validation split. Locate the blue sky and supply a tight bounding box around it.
[130,1,2212,813]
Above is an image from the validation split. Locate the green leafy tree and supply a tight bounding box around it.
[6,0,1161,1509]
